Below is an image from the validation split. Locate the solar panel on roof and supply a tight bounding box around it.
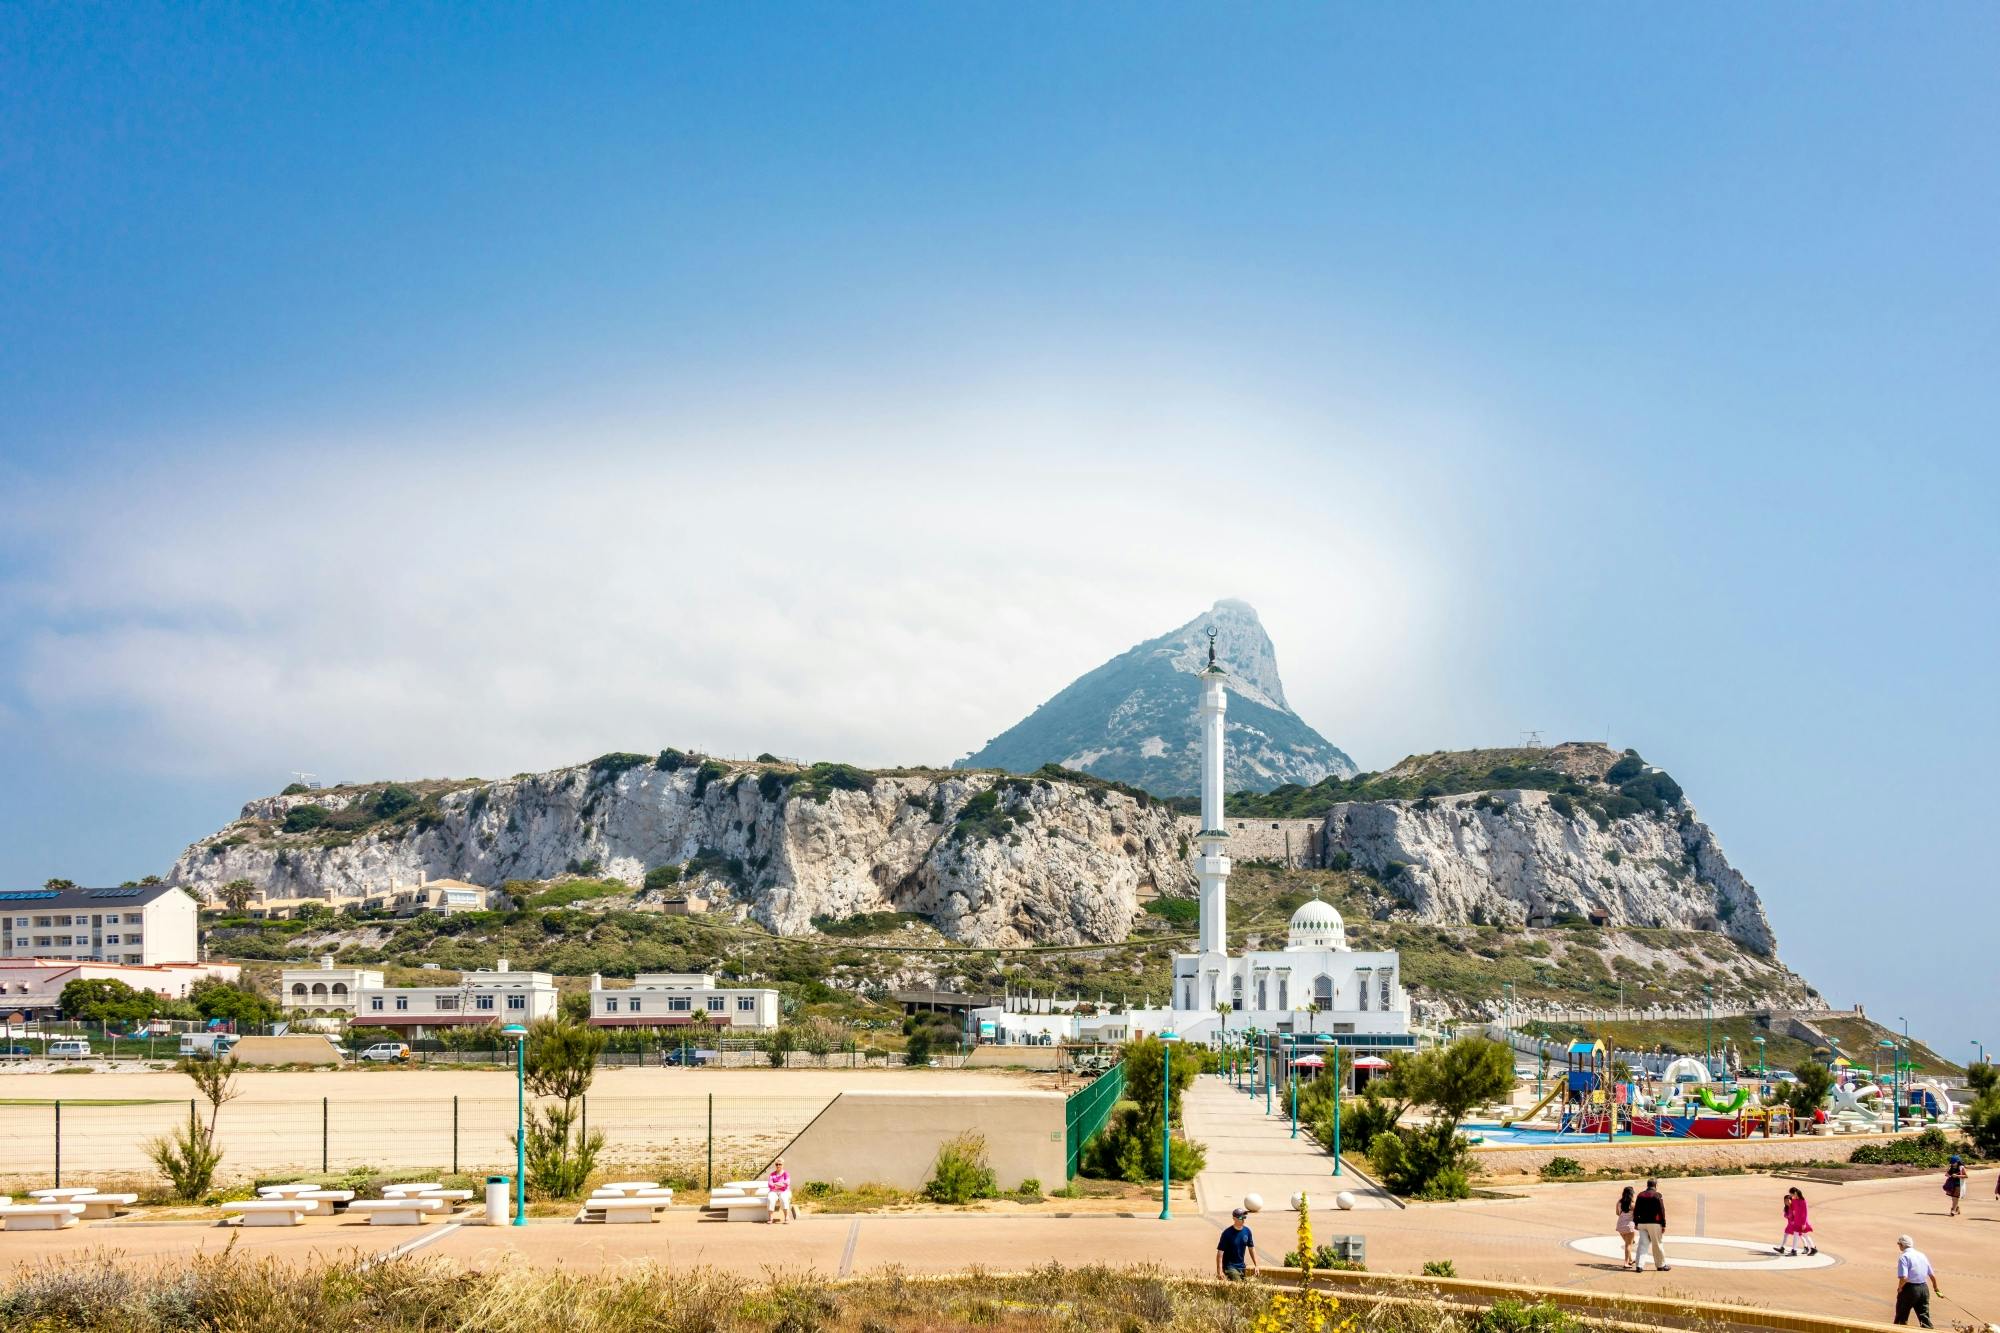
[0,890,60,901]
[88,888,148,898]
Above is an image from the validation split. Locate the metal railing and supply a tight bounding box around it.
[1063,1061,1126,1178]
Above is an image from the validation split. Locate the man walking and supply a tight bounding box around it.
[1894,1235,1940,1327]
[1216,1207,1259,1281]
[1632,1178,1671,1272]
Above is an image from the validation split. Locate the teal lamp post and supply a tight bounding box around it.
[1289,1045,1299,1138]
[1321,1035,1342,1177]
[1974,1039,1984,1069]
[1878,1039,1897,1133]
[502,1023,530,1225]
[1159,1032,1181,1220]
[1753,1036,1766,1080]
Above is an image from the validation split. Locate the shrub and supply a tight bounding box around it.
[1539,1156,1584,1181]
[903,1028,933,1067]
[1474,1300,1584,1332]
[923,1133,999,1204]
[1421,1259,1457,1278]
[655,748,690,771]
[799,1180,836,1200]
[691,760,729,797]
[1546,793,1574,819]
[1964,1064,2000,1157]
[1143,897,1199,926]
[642,864,682,891]
[373,784,420,817]
[588,752,650,783]
[765,1028,796,1068]
[282,804,330,832]
[1013,1178,1042,1200]
[280,782,309,795]
[146,1120,225,1202]
[1850,1127,1954,1167]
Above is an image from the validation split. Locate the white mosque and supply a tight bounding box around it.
[972,626,1412,1055]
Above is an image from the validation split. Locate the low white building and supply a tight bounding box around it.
[0,958,241,1017]
[587,972,780,1030]
[354,959,558,1035]
[280,955,385,1016]
[0,883,200,966]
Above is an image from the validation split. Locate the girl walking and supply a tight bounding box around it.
[1944,1156,1966,1217]
[1777,1187,1815,1256]
[1615,1185,1637,1269]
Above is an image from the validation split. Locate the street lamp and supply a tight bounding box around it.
[1703,984,1713,1074]
[1290,1042,1299,1139]
[1753,1036,1766,1080]
[1321,1035,1342,1177]
[1878,1039,1898,1133]
[1974,1039,1985,1069]
[1159,1032,1181,1220]
[502,1023,529,1226]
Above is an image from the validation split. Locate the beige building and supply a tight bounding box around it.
[355,959,558,1034]
[280,955,385,1016]
[0,958,240,1017]
[587,972,780,1030]
[0,883,200,966]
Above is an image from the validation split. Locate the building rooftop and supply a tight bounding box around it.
[0,883,189,911]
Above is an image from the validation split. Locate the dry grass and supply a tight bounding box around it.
[0,1252,1701,1331]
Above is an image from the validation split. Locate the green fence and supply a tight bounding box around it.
[1063,1061,1126,1178]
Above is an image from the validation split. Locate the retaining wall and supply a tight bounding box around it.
[778,1090,1067,1191]
[1472,1129,1918,1178]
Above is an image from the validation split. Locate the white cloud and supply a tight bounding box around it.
[3,365,1486,784]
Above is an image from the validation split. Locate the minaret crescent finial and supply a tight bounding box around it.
[1206,625,1217,668]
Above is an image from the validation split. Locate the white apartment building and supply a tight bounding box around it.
[587,972,780,1031]
[0,958,240,1017]
[280,955,386,1016]
[354,959,558,1035]
[0,883,200,966]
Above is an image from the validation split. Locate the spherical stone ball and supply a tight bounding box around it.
[1335,1191,1357,1211]
[1289,1191,1308,1212]
[1242,1193,1263,1213]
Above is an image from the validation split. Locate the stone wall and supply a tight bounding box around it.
[777,1089,1067,1191]
[1471,1129,1912,1180]
[1178,815,1324,867]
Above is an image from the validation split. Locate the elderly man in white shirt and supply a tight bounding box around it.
[1893,1234,1940,1328]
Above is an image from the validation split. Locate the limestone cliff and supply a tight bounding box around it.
[1320,790,1776,955]
[169,758,1192,947]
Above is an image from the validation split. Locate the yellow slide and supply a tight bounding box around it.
[1502,1083,1564,1128]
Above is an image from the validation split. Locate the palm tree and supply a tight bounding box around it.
[218,879,258,914]
[1216,1000,1232,1035]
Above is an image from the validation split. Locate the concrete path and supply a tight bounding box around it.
[1181,1073,1397,1215]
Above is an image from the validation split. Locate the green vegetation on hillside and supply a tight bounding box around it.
[1180,746,1685,826]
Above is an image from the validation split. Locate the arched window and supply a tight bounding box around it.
[311,983,328,999]
[291,983,308,997]
[1256,976,1268,1010]
[1378,970,1393,1010]
[330,983,348,998]
[1313,975,1334,1010]
[1181,981,1195,1009]
[1277,975,1289,1010]
[1231,974,1243,1008]
[1357,970,1371,1011]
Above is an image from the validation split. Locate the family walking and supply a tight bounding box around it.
[1613,1179,1670,1271]
[1776,1185,1815,1256]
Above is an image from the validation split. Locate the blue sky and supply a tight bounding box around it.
[3,6,1995,1049]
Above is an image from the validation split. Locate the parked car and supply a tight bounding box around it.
[0,1042,36,1060]
[46,1038,92,1060]
[662,1045,717,1067]
[359,1042,411,1063]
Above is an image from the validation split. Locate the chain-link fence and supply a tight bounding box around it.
[0,1093,833,1190]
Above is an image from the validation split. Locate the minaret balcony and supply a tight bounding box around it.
[1196,854,1232,877]
[1195,828,1230,840]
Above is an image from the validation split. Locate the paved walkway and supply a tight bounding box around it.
[1181,1072,1397,1214]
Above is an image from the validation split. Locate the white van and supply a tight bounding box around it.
[179,1032,240,1058]
[46,1038,91,1060]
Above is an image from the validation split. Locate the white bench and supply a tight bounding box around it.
[348,1198,443,1226]
[291,1190,355,1215]
[71,1193,138,1220]
[409,1189,473,1211]
[720,1196,773,1222]
[0,1203,86,1231]
[577,1197,672,1225]
[257,1183,321,1199]
[221,1200,311,1228]
[599,1181,663,1195]
[380,1182,444,1198]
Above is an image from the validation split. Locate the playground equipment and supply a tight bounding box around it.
[1558,1040,1616,1136]
[1905,1079,1957,1123]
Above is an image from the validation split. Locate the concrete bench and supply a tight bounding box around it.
[291,1190,356,1215]
[221,1200,311,1228]
[257,1183,321,1198]
[409,1189,473,1211]
[577,1197,672,1225]
[70,1193,139,1220]
[348,1198,443,1226]
[599,1181,663,1195]
[0,1203,87,1231]
[720,1196,773,1222]
[380,1182,444,1198]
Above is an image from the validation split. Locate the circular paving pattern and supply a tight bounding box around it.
[1567,1234,1837,1270]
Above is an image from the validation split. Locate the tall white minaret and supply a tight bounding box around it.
[1196,626,1231,956]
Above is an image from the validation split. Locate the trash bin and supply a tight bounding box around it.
[486,1175,511,1225]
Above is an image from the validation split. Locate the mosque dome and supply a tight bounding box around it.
[1286,898,1347,952]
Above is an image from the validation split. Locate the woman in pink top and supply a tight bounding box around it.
[766,1157,793,1225]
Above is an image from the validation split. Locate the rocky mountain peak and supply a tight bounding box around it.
[955,599,1355,796]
